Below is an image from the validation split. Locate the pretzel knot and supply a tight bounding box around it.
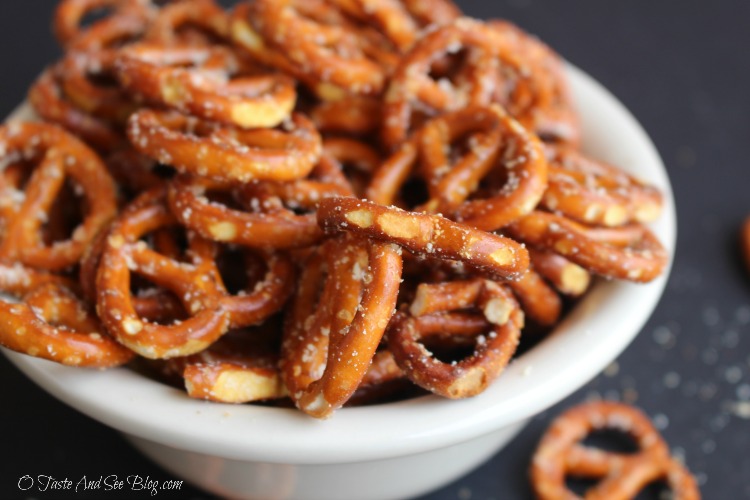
[388,278,523,398]
[0,283,134,368]
[116,44,297,129]
[0,122,117,271]
[531,401,700,500]
[95,191,231,359]
[281,236,403,418]
[128,109,322,183]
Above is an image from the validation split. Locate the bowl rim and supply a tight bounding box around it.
[3,63,676,465]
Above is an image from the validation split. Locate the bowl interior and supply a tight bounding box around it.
[2,64,676,465]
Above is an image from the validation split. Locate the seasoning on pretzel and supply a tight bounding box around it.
[317,197,530,280]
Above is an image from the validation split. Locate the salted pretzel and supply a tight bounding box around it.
[282,236,403,418]
[506,211,668,283]
[401,0,461,27]
[382,18,508,149]
[422,105,548,230]
[59,51,137,126]
[531,401,700,500]
[116,44,297,128]
[317,197,530,280]
[54,0,151,47]
[144,0,230,46]
[388,278,523,398]
[128,109,322,182]
[247,0,396,96]
[167,158,351,249]
[0,283,134,368]
[327,0,419,52]
[542,145,663,227]
[487,20,580,145]
[171,327,287,403]
[29,66,127,152]
[0,122,117,271]
[95,191,231,359]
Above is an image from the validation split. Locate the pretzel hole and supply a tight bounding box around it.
[43,179,87,245]
[580,428,641,454]
[79,6,117,31]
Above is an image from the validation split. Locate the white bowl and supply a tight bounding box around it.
[2,65,675,500]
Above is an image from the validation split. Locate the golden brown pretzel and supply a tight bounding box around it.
[542,145,663,227]
[54,0,150,47]
[95,191,231,358]
[506,211,668,283]
[0,283,134,368]
[529,248,591,297]
[317,197,530,280]
[116,44,297,128]
[247,0,393,96]
[281,236,403,418]
[531,401,700,500]
[144,0,230,46]
[128,109,322,182]
[0,122,117,271]
[29,66,128,152]
[388,278,523,398]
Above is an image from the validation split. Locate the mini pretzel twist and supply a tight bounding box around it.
[54,0,151,48]
[246,0,394,96]
[29,66,127,152]
[281,236,403,418]
[317,197,530,280]
[542,145,663,227]
[144,0,230,46]
[0,122,117,271]
[95,191,231,359]
[128,109,322,183]
[0,283,134,368]
[388,278,523,398]
[506,212,668,283]
[116,44,297,128]
[531,401,700,500]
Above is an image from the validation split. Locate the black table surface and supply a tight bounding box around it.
[1,1,748,499]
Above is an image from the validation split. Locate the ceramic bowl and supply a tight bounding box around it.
[2,64,676,500]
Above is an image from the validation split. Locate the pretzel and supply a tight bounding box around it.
[531,401,700,500]
[29,66,127,152]
[0,122,117,271]
[67,7,149,53]
[0,283,134,368]
[506,212,668,283]
[144,0,230,46]
[542,145,663,227]
[128,109,322,182]
[327,0,419,51]
[388,278,523,398]
[116,44,297,128]
[175,327,287,403]
[382,18,507,150]
[487,20,580,145]
[317,197,530,280]
[401,0,461,27]
[59,51,137,125]
[54,0,151,47]
[95,191,231,359]
[281,236,403,418]
[248,0,398,96]
[167,164,349,249]
[529,248,591,297]
[417,105,548,230]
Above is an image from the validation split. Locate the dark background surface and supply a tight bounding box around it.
[1,1,749,498]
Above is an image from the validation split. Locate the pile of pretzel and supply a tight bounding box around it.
[0,0,668,419]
